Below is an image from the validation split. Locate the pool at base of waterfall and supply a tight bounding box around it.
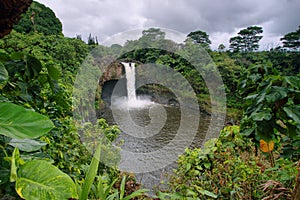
[100,103,214,195]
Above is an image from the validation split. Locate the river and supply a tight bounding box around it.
[101,102,213,194]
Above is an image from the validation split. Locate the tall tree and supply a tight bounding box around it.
[229,26,263,52]
[280,26,300,51]
[185,30,211,48]
[229,36,242,52]
[141,28,166,41]
[87,33,98,45]
[76,34,82,41]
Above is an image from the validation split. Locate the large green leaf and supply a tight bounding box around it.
[0,102,54,139]
[26,55,43,79]
[251,110,272,121]
[9,139,47,152]
[16,160,78,200]
[254,89,267,105]
[240,128,254,136]
[80,142,102,200]
[284,106,300,124]
[46,64,60,81]
[256,120,274,141]
[265,86,288,103]
[284,76,300,89]
[10,148,19,182]
[0,63,8,89]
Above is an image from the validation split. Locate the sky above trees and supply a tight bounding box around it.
[37,0,300,50]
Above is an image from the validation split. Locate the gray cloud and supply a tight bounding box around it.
[37,0,300,49]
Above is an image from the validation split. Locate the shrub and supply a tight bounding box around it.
[167,126,298,199]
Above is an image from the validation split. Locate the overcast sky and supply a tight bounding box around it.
[37,0,300,50]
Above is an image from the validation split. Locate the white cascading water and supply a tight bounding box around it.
[114,62,154,108]
[122,62,137,103]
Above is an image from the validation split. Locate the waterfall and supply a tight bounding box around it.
[122,62,137,103]
[113,62,153,108]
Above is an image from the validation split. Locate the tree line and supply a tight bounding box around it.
[12,1,299,53]
[187,25,300,52]
[70,26,300,52]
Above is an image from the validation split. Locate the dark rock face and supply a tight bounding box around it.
[0,0,33,38]
[136,84,178,106]
[101,78,127,105]
[99,62,125,86]
[98,62,126,106]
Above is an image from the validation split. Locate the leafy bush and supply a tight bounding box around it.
[239,63,300,160]
[167,126,298,199]
[0,49,122,199]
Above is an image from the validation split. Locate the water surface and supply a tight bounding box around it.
[101,102,212,192]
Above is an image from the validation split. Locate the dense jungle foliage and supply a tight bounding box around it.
[0,1,299,200]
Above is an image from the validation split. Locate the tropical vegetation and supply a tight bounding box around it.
[0,1,299,199]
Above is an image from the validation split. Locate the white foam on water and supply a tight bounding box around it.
[111,96,155,109]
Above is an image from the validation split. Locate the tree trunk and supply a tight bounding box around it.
[0,0,33,38]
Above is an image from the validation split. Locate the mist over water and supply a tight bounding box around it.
[111,96,155,109]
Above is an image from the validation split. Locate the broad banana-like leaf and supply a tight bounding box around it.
[9,138,47,152]
[16,160,78,200]
[0,102,54,139]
